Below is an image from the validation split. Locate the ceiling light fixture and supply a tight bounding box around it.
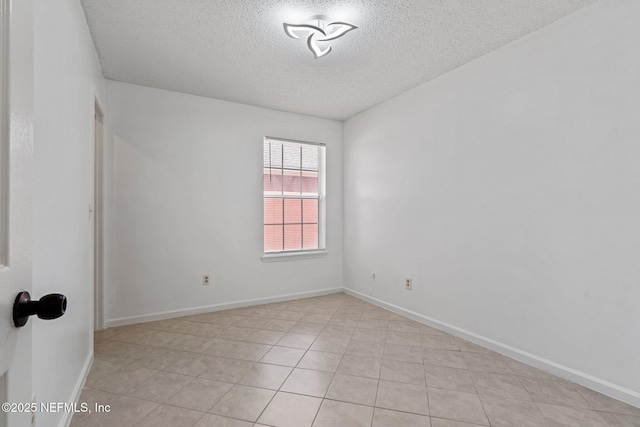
[283,15,358,59]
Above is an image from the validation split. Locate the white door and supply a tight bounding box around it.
[0,0,34,425]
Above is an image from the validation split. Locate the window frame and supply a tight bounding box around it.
[262,136,327,260]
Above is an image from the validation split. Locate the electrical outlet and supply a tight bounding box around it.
[405,278,412,290]
[203,275,210,285]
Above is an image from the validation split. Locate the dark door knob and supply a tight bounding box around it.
[13,291,67,327]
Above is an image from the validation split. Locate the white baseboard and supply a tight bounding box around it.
[60,351,93,427]
[344,288,640,409]
[106,287,344,328]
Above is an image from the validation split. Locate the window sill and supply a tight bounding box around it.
[261,250,328,262]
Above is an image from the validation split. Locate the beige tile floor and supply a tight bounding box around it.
[72,293,640,427]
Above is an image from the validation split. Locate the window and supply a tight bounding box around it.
[263,137,325,254]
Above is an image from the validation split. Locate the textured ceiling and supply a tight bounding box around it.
[80,0,597,120]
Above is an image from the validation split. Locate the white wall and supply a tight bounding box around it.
[105,81,343,323]
[33,0,105,425]
[343,0,640,406]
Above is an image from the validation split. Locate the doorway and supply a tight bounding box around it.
[93,100,105,331]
